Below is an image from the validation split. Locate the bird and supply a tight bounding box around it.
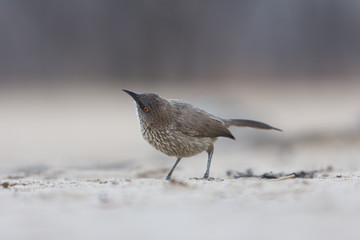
[123,89,281,180]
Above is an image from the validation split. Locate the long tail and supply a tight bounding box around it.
[226,119,282,132]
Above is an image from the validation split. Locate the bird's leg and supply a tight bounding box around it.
[165,158,182,180]
[203,150,214,179]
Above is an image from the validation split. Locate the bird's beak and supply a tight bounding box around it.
[122,89,141,105]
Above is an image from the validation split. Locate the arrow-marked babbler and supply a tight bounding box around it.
[123,89,281,180]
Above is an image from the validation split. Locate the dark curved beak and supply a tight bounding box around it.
[122,89,141,105]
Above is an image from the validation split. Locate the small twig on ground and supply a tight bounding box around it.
[227,167,332,179]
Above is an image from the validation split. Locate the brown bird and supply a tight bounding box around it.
[123,89,281,180]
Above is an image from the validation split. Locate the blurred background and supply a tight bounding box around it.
[1,1,360,175]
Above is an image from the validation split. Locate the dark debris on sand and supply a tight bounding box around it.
[227,166,333,179]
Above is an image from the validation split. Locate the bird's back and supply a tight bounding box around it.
[170,100,235,139]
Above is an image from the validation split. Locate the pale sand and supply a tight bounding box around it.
[1,80,360,240]
[1,172,360,240]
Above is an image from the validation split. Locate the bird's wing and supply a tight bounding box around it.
[170,100,235,139]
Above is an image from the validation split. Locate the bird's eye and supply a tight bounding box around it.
[143,107,149,112]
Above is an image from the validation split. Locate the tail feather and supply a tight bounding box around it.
[226,119,282,132]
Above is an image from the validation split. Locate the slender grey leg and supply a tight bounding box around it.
[165,158,182,180]
[203,151,213,179]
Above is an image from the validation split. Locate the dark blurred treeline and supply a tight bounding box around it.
[1,0,360,83]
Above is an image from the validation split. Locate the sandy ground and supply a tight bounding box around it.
[1,80,360,240]
[1,170,360,240]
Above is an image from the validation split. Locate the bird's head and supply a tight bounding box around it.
[123,89,174,127]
